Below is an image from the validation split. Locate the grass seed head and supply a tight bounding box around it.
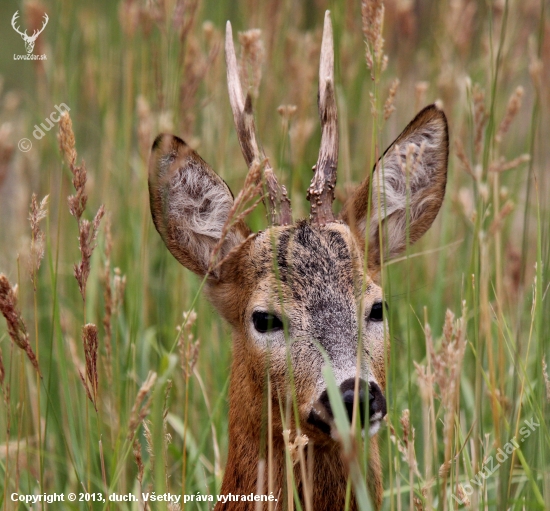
[128,371,158,440]
[384,78,399,120]
[495,86,524,144]
[74,205,105,300]
[238,29,265,98]
[82,323,99,406]
[0,274,41,376]
[362,0,387,76]
[28,193,49,287]
[543,359,550,402]
[58,112,77,167]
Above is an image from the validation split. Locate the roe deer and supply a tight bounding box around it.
[148,11,448,510]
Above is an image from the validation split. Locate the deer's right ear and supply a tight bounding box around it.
[148,134,250,279]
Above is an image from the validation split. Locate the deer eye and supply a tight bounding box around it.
[369,302,385,322]
[252,311,283,333]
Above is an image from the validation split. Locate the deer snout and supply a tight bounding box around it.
[308,378,387,438]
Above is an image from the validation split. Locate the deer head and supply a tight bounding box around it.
[11,11,49,54]
[148,11,448,509]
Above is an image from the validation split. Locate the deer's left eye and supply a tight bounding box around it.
[369,302,385,322]
[252,311,283,333]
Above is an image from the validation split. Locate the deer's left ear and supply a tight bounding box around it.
[148,134,250,279]
[341,104,448,269]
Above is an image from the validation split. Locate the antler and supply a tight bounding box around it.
[31,13,49,39]
[11,11,48,40]
[307,11,339,227]
[225,21,292,226]
[11,11,27,38]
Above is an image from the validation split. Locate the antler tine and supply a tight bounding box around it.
[33,13,49,38]
[307,10,339,227]
[11,11,27,37]
[225,21,292,226]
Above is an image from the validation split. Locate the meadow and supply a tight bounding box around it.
[0,0,549,509]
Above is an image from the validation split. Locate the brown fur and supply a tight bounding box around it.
[148,105,448,509]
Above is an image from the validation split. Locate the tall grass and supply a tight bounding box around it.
[0,0,548,509]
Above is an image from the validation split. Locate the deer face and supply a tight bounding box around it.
[238,222,389,440]
[148,12,448,447]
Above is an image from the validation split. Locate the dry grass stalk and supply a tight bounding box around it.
[133,435,144,483]
[0,124,14,190]
[383,78,399,120]
[472,84,488,160]
[396,0,416,40]
[179,32,220,137]
[113,267,127,312]
[28,194,49,288]
[429,305,467,475]
[495,86,524,144]
[162,380,173,490]
[454,139,475,178]
[282,429,309,467]
[143,419,154,460]
[239,29,265,98]
[455,484,471,506]
[543,359,550,402]
[414,81,428,113]
[414,361,435,403]
[58,112,77,168]
[173,0,199,42]
[58,111,106,301]
[25,1,48,72]
[446,0,476,56]
[488,200,515,236]
[0,345,5,388]
[361,0,387,76]
[0,274,41,377]
[137,95,154,162]
[102,216,113,387]
[208,160,264,272]
[254,459,266,511]
[528,42,543,95]
[489,154,530,174]
[127,371,158,440]
[67,159,87,220]
[389,410,420,477]
[74,206,106,301]
[178,310,199,379]
[118,0,140,37]
[80,324,99,411]
[277,104,297,121]
[396,140,426,179]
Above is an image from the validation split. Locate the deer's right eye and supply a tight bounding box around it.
[252,311,283,333]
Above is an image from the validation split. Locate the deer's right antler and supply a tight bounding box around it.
[32,13,49,39]
[307,10,339,227]
[225,22,292,227]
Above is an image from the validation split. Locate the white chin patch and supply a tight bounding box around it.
[368,410,384,437]
[329,415,384,439]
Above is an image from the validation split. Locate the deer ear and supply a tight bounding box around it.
[148,134,249,279]
[341,104,448,269]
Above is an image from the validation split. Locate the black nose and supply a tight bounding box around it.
[314,378,387,428]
